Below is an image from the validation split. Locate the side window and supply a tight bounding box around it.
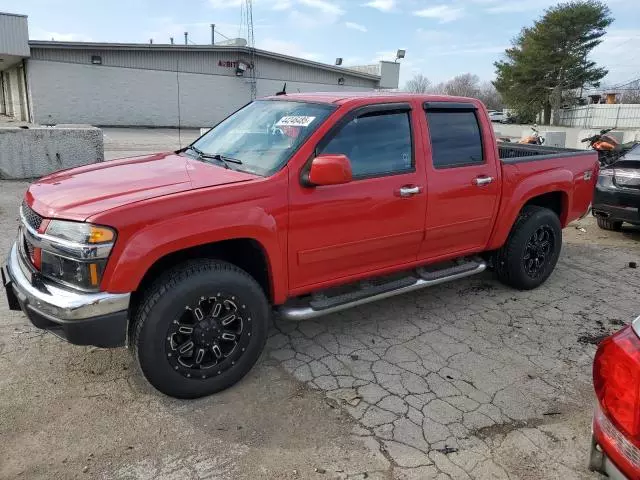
[320,111,413,178]
[425,110,484,168]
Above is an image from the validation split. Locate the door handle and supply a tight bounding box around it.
[397,185,422,197]
[474,176,494,186]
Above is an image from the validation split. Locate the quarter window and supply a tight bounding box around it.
[320,111,413,178]
[426,111,484,168]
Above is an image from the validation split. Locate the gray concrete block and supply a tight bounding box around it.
[540,131,566,147]
[0,127,104,179]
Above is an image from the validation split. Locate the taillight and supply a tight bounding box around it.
[594,326,640,445]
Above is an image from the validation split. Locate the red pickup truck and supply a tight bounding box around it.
[3,93,597,398]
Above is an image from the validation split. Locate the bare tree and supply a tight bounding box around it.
[477,82,504,110]
[405,74,431,93]
[619,80,640,104]
[444,73,481,97]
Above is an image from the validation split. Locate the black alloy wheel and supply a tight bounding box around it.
[166,294,250,379]
[522,226,555,279]
[132,259,269,399]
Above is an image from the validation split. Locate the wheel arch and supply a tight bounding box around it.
[488,169,572,250]
[126,237,278,331]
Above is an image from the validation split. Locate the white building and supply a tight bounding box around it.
[0,12,400,127]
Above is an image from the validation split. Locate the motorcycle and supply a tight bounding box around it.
[518,125,545,145]
[581,128,639,166]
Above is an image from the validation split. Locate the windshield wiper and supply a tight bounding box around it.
[183,146,243,169]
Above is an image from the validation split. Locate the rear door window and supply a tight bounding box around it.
[425,111,484,168]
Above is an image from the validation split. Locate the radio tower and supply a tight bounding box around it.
[245,0,257,100]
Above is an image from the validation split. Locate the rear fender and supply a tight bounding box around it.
[488,168,573,250]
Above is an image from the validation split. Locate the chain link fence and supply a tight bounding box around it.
[557,104,640,129]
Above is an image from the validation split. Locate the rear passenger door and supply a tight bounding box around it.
[418,103,500,260]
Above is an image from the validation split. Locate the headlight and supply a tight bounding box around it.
[46,220,115,244]
[598,168,614,188]
[40,251,108,290]
[39,221,116,291]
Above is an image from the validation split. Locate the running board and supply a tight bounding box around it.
[278,258,487,321]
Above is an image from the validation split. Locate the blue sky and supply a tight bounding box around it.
[3,0,639,87]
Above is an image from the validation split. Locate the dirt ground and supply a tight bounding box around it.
[1,130,639,479]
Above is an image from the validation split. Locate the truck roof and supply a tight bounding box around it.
[263,92,481,106]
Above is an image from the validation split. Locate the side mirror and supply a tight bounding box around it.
[306,154,353,186]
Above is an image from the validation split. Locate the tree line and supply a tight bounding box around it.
[405,73,504,111]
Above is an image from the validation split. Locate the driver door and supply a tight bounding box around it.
[287,102,427,292]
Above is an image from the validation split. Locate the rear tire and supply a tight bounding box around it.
[132,259,269,399]
[496,206,562,290]
[596,217,623,231]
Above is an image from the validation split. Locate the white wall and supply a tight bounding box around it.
[29,60,248,127]
[28,60,375,127]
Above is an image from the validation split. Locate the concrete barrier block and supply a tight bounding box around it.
[541,131,566,148]
[0,127,104,180]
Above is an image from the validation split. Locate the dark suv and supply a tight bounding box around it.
[593,144,640,231]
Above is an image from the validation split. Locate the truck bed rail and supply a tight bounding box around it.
[499,143,593,164]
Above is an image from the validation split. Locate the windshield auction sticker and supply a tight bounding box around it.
[275,116,316,127]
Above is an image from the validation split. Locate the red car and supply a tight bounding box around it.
[3,93,597,398]
[591,317,640,479]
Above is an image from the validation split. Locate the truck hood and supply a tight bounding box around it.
[26,152,259,221]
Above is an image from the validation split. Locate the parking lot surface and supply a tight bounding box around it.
[1,129,639,479]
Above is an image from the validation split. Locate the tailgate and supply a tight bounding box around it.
[572,153,599,216]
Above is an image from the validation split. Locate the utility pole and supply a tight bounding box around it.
[245,0,257,100]
[170,37,174,45]
[211,24,215,45]
[184,32,188,45]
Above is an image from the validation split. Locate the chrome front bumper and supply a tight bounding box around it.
[5,241,130,322]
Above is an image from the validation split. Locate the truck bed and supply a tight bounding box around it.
[499,143,594,163]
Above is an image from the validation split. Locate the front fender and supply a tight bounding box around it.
[487,167,572,250]
[101,204,286,303]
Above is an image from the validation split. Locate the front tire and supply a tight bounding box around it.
[496,206,562,290]
[132,259,269,399]
[596,216,623,231]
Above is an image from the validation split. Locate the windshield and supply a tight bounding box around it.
[189,100,336,176]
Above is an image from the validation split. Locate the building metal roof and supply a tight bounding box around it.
[27,40,382,81]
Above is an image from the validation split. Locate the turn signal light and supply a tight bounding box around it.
[89,226,115,244]
[594,326,640,446]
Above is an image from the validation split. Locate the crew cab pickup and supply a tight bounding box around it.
[2,93,598,398]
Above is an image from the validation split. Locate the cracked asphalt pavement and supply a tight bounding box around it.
[1,129,640,479]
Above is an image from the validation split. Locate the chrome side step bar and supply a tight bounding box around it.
[278,260,487,321]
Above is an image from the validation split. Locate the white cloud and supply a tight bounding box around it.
[345,21,367,32]
[208,0,243,8]
[30,29,93,42]
[474,0,558,13]
[298,0,344,15]
[272,0,293,10]
[413,5,464,23]
[362,0,396,12]
[259,38,323,61]
[592,29,640,84]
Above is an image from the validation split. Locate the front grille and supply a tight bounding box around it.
[24,236,35,258]
[21,201,43,231]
